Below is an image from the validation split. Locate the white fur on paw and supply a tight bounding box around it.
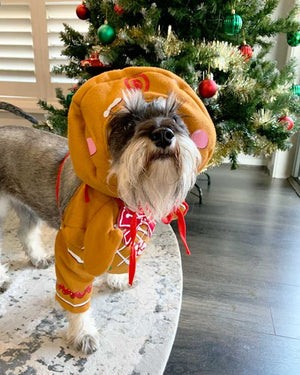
[106,273,132,291]
[0,263,11,292]
[72,334,99,354]
[67,310,99,355]
[30,254,54,269]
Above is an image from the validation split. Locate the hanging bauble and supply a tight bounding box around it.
[224,9,243,36]
[292,84,300,96]
[239,42,253,61]
[76,2,90,20]
[198,77,218,98]
[114,4,124,15]
[279,116,294,131]
[287,31,300,47]
[97,22,116,45]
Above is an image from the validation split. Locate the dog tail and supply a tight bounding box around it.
[0,101,39,125]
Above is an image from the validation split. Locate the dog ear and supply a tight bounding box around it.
[122,89,147,115]
[165,92,182,116]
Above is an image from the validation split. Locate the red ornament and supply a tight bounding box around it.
[80,52,108,68]
[239,43,253,61]
[279,116,294,131]
[114,4,124,15]
[76,3,90,20]
[198,78,218,98]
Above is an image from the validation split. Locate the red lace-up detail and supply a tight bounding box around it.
[115,200,156,286]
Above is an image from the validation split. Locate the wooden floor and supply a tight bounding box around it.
[164,165,300,375]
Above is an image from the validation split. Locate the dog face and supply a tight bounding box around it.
[107,90,201,220]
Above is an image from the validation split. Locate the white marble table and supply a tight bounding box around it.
[0,213,182,375]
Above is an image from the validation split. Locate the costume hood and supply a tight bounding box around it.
[68,66,216,196]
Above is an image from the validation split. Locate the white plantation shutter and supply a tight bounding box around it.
[0,0,89,107]
[46,1,89,83]
[0,2,36,94]
[0,3,35,83]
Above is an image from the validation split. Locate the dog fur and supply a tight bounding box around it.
[0,91,200,353]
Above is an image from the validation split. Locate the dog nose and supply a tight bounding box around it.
[150,128,174,148]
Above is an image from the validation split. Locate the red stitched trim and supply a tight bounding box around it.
[56,283,92,299]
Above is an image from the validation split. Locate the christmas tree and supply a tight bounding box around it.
[38,0,300,169]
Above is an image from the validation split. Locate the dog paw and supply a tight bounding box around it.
[67,310,99,355]
[30,254,54,269]
[73,334,99,355]
[106,273,133,291]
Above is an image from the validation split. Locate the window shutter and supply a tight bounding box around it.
[0,3,35,83]
[46,1,89,83]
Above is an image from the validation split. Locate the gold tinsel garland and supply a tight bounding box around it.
[198,40,246,73]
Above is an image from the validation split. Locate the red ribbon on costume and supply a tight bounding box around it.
[161,202,190,255]
[129,212,137,286]
[84,184,90,203]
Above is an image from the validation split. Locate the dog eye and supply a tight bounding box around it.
[124,121,135,130]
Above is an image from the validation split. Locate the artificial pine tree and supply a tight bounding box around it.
[38,0,300,169]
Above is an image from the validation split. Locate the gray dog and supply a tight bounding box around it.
[0,90,201,353]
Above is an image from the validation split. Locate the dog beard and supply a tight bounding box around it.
[109,134,201,220]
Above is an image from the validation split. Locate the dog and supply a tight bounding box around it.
[0,67,215,354]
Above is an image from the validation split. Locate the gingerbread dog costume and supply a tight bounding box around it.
[55,67,216,313]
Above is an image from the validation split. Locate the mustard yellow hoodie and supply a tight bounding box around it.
[55,67,216,313]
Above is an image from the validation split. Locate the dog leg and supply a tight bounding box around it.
[12,201,53,268]
[0,195,11,291]
[66,309,99,354]
[106,273,131,291]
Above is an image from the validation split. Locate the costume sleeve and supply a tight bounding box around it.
[55,230,94,314]
[83,199,124,276]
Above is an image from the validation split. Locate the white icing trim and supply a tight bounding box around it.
[68,249,84,264]
[56,293,91,308]
[103,97,122,118]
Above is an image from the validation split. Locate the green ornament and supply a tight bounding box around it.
[292,84,300,96]
[287,31,300,47]
[224,9,243,36]
[97,22,116,44]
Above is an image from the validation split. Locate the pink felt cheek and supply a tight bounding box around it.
[191,130,209,149]
[87,137,97,155]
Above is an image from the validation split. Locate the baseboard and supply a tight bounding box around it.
[288,177,300,197]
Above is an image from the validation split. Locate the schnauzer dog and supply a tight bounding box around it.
[0,90,202,354]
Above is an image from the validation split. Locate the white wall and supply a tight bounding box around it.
[267,0,300,178]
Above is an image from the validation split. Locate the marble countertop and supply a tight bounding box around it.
[0,213,182,375]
